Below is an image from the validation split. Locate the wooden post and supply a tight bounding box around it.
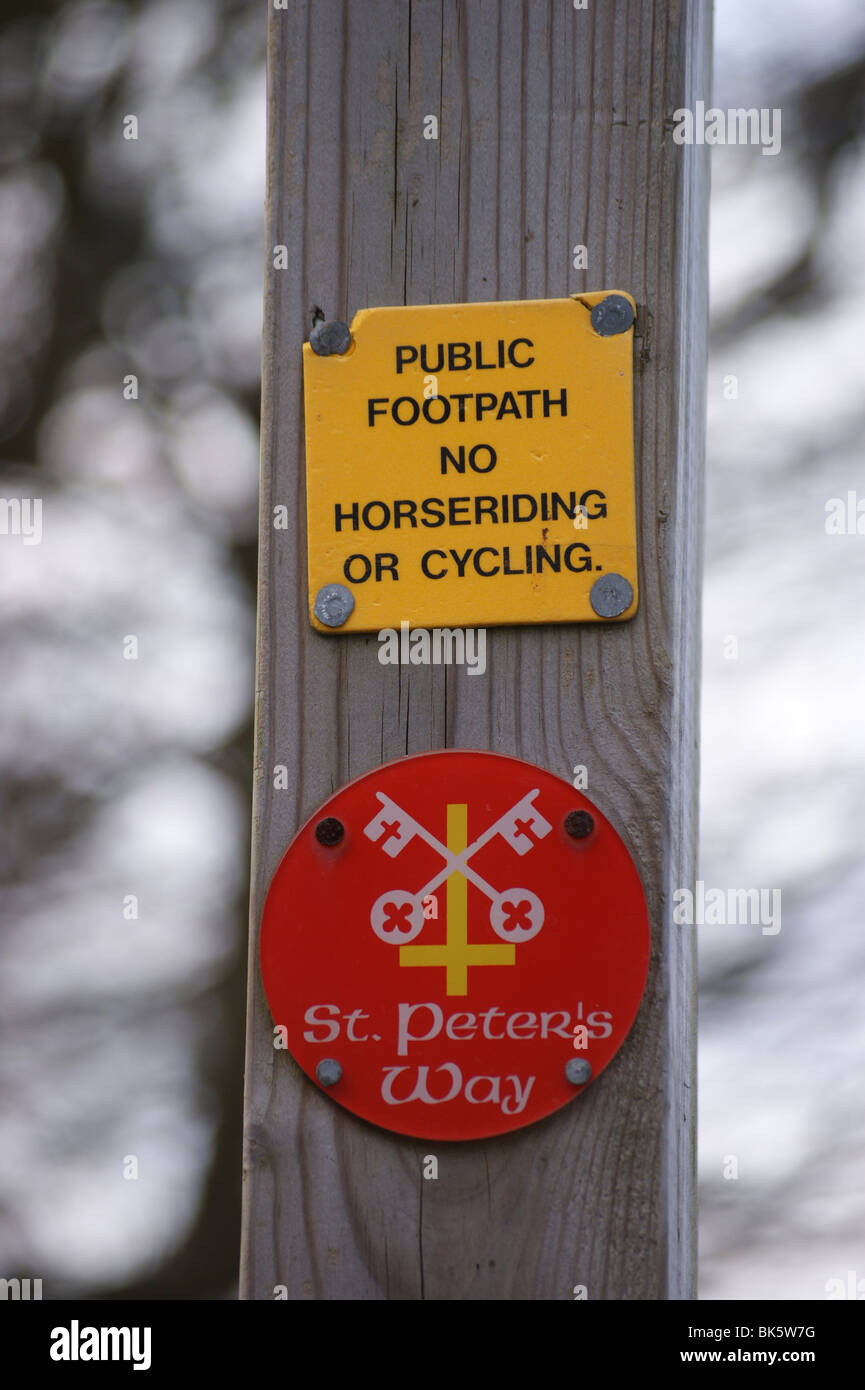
[241,0,710,1301]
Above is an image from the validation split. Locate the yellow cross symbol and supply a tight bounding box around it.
[399,803,515,995]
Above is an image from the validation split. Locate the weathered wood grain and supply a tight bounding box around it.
[241,0,710,1300]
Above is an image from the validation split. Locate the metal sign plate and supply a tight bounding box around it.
[260,750,650,1141]
[303,293,638,633]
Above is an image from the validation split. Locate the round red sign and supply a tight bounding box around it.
[260,750,649,1140]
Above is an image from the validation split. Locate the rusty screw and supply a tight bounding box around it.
[309,320,352,356]
[565,1058,592,1086]
[590,572,634,618]
[314,582,355,628]
[589,294,635,337]
[565,810,594,840]
[315,817,345,847]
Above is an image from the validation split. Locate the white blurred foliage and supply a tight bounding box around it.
[0,473,253,1281]
[713,0,865,97]
[42,1,130,107]
[0,0,263,1288]
[700,0,865,1302]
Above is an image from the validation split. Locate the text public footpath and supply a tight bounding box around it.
[332,337,608,586]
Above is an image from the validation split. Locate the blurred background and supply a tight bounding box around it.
[0,0,862,1300]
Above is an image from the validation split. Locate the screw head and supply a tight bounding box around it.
[565,1058,592,1086]
[589,294,635,337]
[315,817,344,847]
[565,810,594,840]
[309,320,352,356]
[314,582,355,627]
[316,1058,343,1087]
[590,572,634,618]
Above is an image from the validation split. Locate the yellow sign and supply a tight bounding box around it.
[303,292,637,633]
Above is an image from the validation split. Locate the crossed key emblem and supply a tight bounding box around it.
[363,790,552,994]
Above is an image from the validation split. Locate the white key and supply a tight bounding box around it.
[489,790,552,855]
[489,888,545,943]
[363,793,424,857]
[370,890,425,943]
